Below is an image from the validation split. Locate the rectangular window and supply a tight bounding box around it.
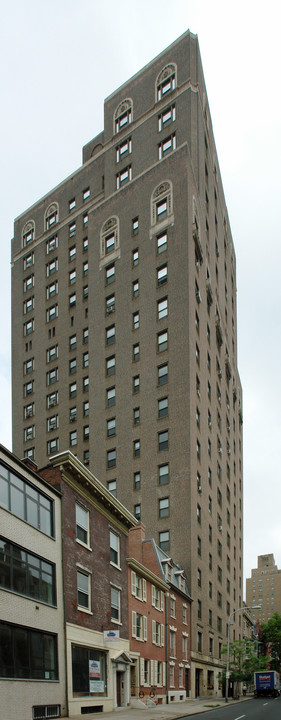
[107,418,116,437]
[23,296,34,314]
[46,258,58,277]
[158,104,176,131]
[0,537,56,605]
[69,222,76,237]
[107,449,116,468]
[47,391,58,409]
[69,269,76,286]
[158,363,168,385]
[108,480,117,497]
[23,274,34,293]
[106,355,115,376]
[23,319,34,336]
[159,530,170,551]
[69,407,77,423]
[77,569,90,610]
[159,497,169,518]
[0,463,53,535]
[69,245,76,262]
[69,358,77,375]
[111,586,121,622]
[156,198,167,221]
[159,463,169,485]
[24,358,34,374]
[132,249,139,266]
[132,280,139,297]
[133,312,140,330]
[24,403,34,419]
[76,504,89,545]
[157,330,168,353]
[106,325,115,345]
[132,216,139,235]
[83,187,90,202]
[0,622,58,679]
[158,396,168,418]
[46,304,58,322]
[158,133,176,159]
[133,440,140,457]
[133,343,140,361]
[157,265,168,286]
[46,345,58,363]
[106,294,115,314]
[47,415,58,431]
[133,407,140,425]
[134,471,141,489]
[158,430,168,451]
[116,138,132,162]
[133,375,140,393]
[47,438,59,455]
[46,235,58,254]
[116,165,132,189]
[69,382,77,398]
[134,504,141,520]
[105,263,115,285]
[47,368,58,385]
[107,386,115,407]
[158,297,168,319]
[23,255,34,276]
[157,231,167,254]
[110,531,120,567]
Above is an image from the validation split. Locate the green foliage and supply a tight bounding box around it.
[260,612,281,671]
[221,638,267,683]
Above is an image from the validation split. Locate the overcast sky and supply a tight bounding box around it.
[1,0,280,592]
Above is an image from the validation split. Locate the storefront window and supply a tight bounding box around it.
[72,645,107,697]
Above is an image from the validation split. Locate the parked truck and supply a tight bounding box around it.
[254,671,280,698]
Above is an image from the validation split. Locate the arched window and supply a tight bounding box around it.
[151,181,173,229]
[22,220,35,248]
[100,216,120,268]
[114,99,133,134]
[45,202,59,231]
[156,64,177,102]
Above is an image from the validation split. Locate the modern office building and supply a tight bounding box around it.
[11,30,243,696]
[246,554,281,625]
[0,444,66,720]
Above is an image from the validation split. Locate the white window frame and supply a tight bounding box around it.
[110,530,120,567]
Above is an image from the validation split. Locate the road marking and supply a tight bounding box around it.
[235,716,245,719]
[263,703,268,706]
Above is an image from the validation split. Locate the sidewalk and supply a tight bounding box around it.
[70,694,251,720]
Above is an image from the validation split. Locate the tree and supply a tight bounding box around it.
[221,638,267,689]
[260,613,281,672]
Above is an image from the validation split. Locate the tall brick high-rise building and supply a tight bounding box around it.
[11,31,243,696]
[246,554,281,625]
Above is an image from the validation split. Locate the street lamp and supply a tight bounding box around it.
[225,605,261,702]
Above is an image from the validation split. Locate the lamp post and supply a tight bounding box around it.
[225,605,261,702]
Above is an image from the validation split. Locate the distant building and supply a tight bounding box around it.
[11,30,243,696]
[39,450,137,715]
[246,554,281,625]
[0,444,66,720]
